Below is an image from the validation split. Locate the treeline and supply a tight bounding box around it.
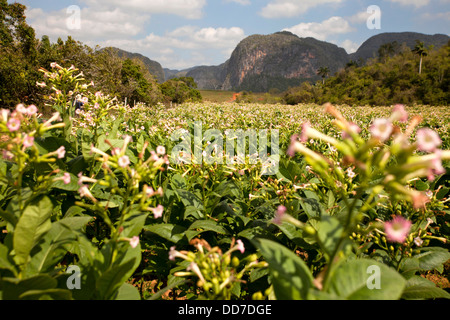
[0,1,201,110]
[284,42,450,106]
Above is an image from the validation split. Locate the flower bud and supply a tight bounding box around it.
[232,256,240,268]
[304,225,316,236]
[252,292,264,300]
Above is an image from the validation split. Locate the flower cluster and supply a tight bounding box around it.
[288,104,449,210]
[170,238,267,300]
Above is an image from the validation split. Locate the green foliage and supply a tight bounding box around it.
[0,6,200,110]
[284,43,450,106]
[160,77,202,104]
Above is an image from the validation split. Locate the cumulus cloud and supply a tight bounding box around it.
[224,0,251,5]
[283,16,355,41]
[340,39,360,54]
[386,0,430,8]
[259,0,345,19]
[80,0,207,19]
[26,7,148,42]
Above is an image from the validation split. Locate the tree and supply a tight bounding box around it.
[0,0,39,108]
[317,66,330,85]
[412,41,428,75]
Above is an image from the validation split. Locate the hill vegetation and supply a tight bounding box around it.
[283,41,450,106]
[0,1,201,110]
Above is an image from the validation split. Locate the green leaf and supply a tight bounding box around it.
[401,276,450,300]
[171,173,187,189]
[185,219,230,241]
[1,274,57,300]
[316,216,344,258]
[252,238,313,300]
[121,212,149,238]
[0,242,16,275]
[115,282,141,300]
[415,247,450,273]
[144,224,187,243]
[13,196,53,266]
[26,217,92,275]
[50,173,79,191]
[327,259,405,300]
[19,288,73,300]
[276,159,303,182]
[97,243,141,300]
[436,187,449,200]
[176,189,204,210]
[300,197,324,219]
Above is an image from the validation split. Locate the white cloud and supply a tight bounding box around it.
[26,7,148,42]
[89,26,246,69]
[224,0,251,5]
[80,0,207,19]
[259,0,345,19]
[348,11,372,24]
[421,11,450,21]
[340,39,360,53]
[283,16,355,41]
[386,0,431,8]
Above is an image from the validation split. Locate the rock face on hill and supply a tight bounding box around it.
[111,32,449,92]
[182,31,449,92]
[218,31,349,92]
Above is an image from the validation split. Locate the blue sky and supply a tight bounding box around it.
[11,0,450,70]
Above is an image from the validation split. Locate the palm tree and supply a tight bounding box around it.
[317,66,330,85]
[412,41,428,75]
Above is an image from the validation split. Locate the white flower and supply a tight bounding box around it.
[370,118,393,142]
[118,155,130,168]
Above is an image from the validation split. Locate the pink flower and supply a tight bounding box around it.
[414,237,423,247]
[300,122,311,143]
[26,105,38,116]
[416,128,442,153]
[56,146,66,159]
[129,236,140,248]
[236,239,245,254]
[118,155,130,168]
[169,246,178,261]
[287,134,299,157]
[16,104,28,114]
[62,172,71,185]
[36,81,46,88]
[23,135,34,148]
[2,150,13,161]
[347,167,356,179]
[156,146,166,155]
[78,184,97,203]
[150,205,164,219]
[427,151,446,181]
[370,119,393,142]
[384,216,412,243]
[273,205,287,225]
[391,104,408,123]
[7,118,20,132]
[342,122,361,139]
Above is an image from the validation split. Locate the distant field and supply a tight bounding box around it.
[199,90,237,103]
[200,90,283,104]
